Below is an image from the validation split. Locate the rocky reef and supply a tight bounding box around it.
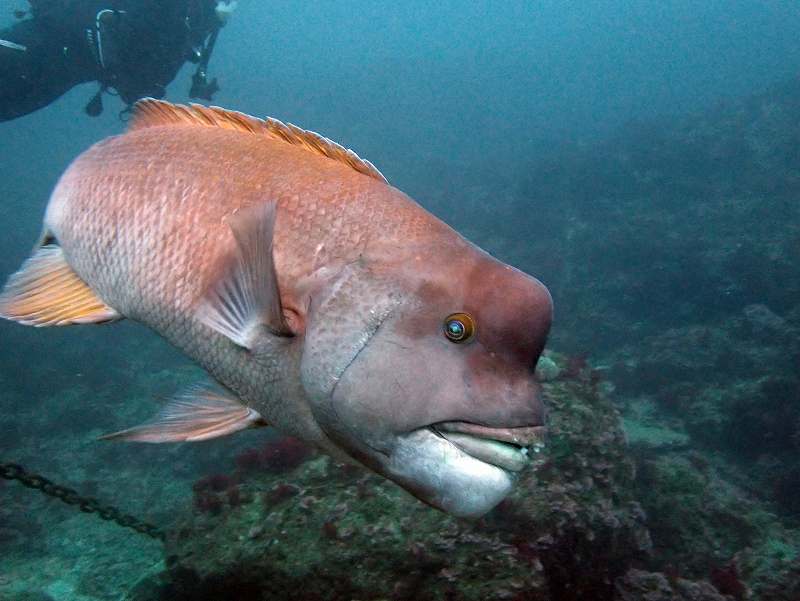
[124,350,800,601]
[125,352,649,601]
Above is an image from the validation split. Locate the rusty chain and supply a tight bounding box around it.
[1,462,165,542]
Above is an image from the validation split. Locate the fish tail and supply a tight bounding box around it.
[0,243,120,326]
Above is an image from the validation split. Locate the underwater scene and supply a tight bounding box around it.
[1,1,799,600]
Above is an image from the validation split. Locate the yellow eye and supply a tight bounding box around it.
[443,312,476,343]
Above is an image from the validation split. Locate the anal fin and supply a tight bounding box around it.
[101,383,267,443]
[0,245,120,326]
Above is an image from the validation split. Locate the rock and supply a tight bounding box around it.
[737,543,800,601]
[614,569,732,601]
[535,353,561,381]
[0,592,57,601]
[741,304,787,336]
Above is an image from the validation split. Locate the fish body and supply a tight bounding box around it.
[1,100,552,517]
[46,104,432,448]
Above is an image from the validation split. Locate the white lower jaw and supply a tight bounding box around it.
[436,431,529,472]
[386,429,514,518]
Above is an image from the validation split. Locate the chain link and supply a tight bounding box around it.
[1,462,165,542]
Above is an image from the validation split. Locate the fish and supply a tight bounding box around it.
[0,99,552,517]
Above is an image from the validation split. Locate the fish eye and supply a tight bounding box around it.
[443,312,475,343]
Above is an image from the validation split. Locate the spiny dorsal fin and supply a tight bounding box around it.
[129,98,388,184]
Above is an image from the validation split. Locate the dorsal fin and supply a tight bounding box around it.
[129,98,388,184]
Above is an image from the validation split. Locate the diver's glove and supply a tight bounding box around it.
[215,1,237,24]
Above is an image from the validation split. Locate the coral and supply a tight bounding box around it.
[264,483,300,507]
[193,490,224,515]
[188,438,314,519]
[226,486,243,508]
[259,437,312,471]
[233,448,262,471]
[192,473,242,515]
[194,473,236,494]
[234,436,313,474]
[321,520,338,540]
[708,563,745,600]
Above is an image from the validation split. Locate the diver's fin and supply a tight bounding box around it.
[129,98,387,183]
[101,383,267,443]
[0,245,120,326]
[198,202,293,348]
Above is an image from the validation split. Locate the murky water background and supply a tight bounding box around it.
[1,2,799,599]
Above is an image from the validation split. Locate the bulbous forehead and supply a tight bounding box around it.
[462,258,552,363]
[401,252,552,365]
[465,260,553,357]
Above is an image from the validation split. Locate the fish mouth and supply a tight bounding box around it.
[430,421,547,473]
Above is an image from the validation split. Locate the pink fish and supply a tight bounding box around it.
[0,100,552,517]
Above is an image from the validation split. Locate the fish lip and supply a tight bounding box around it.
[432,421,547,447]
[428,422,547,472]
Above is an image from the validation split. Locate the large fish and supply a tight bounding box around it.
[0,100,552,517]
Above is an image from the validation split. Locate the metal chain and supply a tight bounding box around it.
[1,462,165,542]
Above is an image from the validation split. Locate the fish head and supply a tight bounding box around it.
[300,240,552,518]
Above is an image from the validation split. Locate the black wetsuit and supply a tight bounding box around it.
[0,0,220,122]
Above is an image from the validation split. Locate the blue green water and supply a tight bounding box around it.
[1,2,799,599]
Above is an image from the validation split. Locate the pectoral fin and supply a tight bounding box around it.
[101,383,267,442]
[197,201,292,349]
[0,245,120,326]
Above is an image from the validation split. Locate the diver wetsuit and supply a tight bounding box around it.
[0,0,224,122]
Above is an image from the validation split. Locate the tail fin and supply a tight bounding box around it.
[0,244,120,326]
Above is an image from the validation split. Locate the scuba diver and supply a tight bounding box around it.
[0,0,237,122]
